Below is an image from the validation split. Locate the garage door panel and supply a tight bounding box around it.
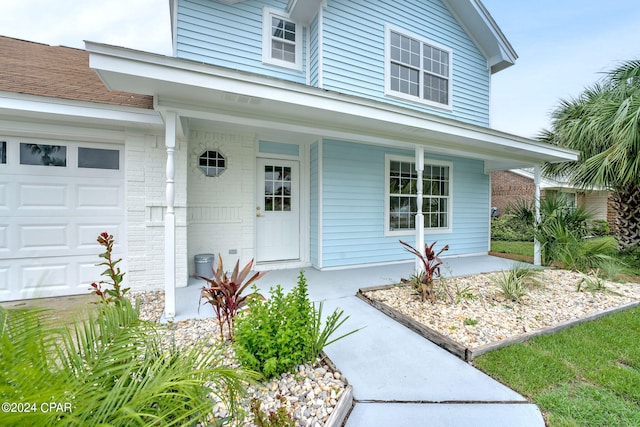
[79,261,104,286]
[0,267,8,292]
[77,184,123,209]
[78,223,124,249]
[0,225,7,252]
[22,263,68,289]
[19,183,68,208]
[0,183,7,208]
[19,224,70,251]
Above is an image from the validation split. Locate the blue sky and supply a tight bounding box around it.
[1,0,639,138]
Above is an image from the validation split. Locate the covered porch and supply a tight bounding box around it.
[86,42,577,322]
[173,254,522,321]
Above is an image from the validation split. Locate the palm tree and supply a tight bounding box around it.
[0,301,255,426]
[541,60,640,251]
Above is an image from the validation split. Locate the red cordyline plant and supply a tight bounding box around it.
[400,240,449,303]
[199,254,266,341]
[90,232,129,305]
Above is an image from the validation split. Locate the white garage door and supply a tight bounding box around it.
[0,137,126,301]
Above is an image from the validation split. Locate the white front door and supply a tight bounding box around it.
[256,158,300,262]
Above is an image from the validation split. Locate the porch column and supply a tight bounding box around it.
[164,111,177,321]
[533,164,542,266]
[415,146,425,272]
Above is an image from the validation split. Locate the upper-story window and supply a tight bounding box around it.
[262,8,302,71]
[385,25,453,109]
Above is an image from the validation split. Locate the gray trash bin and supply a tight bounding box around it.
[194,253,215,278]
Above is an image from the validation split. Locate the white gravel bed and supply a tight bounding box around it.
[364,269,640,349]
[128,290,346,427]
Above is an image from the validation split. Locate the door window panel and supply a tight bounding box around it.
[20,143,67,167]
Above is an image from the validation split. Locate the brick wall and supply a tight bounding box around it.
[490,170,540,215]
[125,132,188,290]
[186,129,257,274]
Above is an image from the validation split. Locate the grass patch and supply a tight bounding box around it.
[474,306,640,426]
[490,240,533,257]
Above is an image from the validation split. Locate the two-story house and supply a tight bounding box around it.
[2,1,578,315]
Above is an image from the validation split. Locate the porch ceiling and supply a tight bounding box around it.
[86,42,577,171]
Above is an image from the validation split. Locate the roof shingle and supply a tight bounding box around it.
[0,36,153,109]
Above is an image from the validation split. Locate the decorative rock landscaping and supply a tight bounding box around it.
[129,290,349,427]
[360,269,640,360]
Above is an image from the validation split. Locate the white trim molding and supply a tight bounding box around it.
[262,7,303,71]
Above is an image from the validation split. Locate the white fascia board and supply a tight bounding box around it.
[0,91,163,128]
[444,0,517,74]
[86,42,576,163]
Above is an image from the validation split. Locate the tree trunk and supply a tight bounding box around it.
[612,186,640,250]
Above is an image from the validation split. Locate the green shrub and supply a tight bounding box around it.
[587,220,610,237]
[491,214,534,241]
[0,301,252,426]
[234,271,358,378]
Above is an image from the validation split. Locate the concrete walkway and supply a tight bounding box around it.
[174,256,545,426]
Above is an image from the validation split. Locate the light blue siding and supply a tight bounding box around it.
[321,0,491,126]
[320,140,489,268]
[175,0,491,125]
[309,142,319,266]
[176,0,306,84]
[259,140,300,156]
[309,12,319,87]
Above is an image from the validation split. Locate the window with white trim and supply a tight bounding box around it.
[385,25,452,108]
[262,8,302,70]
[385,155,452,234]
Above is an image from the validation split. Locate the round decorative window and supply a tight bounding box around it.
[198,150,226,177]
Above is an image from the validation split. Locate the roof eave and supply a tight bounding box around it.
[85,42,576,170]
[444,0,518,74]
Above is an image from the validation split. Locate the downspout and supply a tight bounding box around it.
[533,165,542,266]
[164,111,177,320]
[415,145,425,271]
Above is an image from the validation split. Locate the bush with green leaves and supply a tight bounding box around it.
[234,271,358,378]
[491,214,534,242]
[0,300,254,426]
[587,219,610,237]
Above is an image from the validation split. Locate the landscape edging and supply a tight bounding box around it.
[357,284,640,361]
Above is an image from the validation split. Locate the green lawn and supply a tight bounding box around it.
[490,237,640,278]
[490,240,534,257]
[474,306,640,427]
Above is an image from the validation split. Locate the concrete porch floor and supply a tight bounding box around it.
[176,255,545,426]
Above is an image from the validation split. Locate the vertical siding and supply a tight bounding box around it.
[309,141,319,266]
[321,140,489,268]
[176,0,306,84]
[321,0,490,126]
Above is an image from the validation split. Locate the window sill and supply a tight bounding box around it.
[384,90,453,112]
[385,228,452,238]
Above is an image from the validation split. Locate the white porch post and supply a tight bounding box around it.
[164,111,177,320]
[533,164,542,266]
[415,146,425,272]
